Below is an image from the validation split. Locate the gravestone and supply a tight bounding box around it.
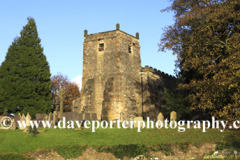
[102,116,108,127]
[66,112,72,121]
[14,115,20,126]
[113,119,119,127]
[36,114,45,120]
[43,115,48,124]
[72,112,77,121]
[92,113,97,121]
[133,117,143,128]
[62,113,66,120]
[36,114,41,125]
[10,122,16,130]
[157,112,164,126]
[120,112,124,122]
[20,114,26,130]
[56,111,60,118]
[26,112,31,127]
[51,113,53,121]
[42,115,48,127]
[52,112,56,125]
[170,111,177,122]
[29,125,33,133]
[102,121,107,127]
[55,115,58,124]
[127,117,134,128]
[81,120,85,127]
[22,114,26,122]
[84,113,90,121]
[33,125,38,135]
[53,112,57,125]
[49,112,52,121]
[78,114,83,121]
[44,115,48,121]
[36,113,46,127]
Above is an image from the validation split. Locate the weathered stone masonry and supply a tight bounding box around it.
[80,24,141,121]
[72,24,178,121]
[140,66,178,121]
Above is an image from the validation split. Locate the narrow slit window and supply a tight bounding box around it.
[99,43,104,51]
[128,45,131,53]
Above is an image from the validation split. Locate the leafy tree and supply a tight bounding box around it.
[159,0,240,121]
[51,73,80,112]
[0,18,52,117]
[51,72,70,112]
[64,82,81,111]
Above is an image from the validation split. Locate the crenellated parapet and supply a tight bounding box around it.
[84,23,139,41]
[141,65,178,81]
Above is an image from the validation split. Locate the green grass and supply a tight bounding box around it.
[55,145,87,159]
[0,153,33,160]
[0,121,239,159]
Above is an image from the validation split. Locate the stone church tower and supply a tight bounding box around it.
[80,24,142,121]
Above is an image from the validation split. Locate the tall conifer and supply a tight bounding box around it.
[0,18,52,116]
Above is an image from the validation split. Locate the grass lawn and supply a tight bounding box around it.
[0,121,239,159]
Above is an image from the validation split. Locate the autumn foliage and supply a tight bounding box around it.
[51,73,80,112]
[159,0,240,121]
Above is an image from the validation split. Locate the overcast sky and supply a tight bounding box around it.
[0,0,177,91]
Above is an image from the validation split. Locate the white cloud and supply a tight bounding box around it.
[72,75,82,92]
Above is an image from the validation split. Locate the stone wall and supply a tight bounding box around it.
[140,66,178,120]
[71,97,81,113]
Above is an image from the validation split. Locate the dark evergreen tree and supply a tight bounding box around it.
[162,87,191,120]
[0,65,3,115]
[0,38,20,115]
[0,18,52,117]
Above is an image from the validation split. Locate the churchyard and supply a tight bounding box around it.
[0,110,240,160]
